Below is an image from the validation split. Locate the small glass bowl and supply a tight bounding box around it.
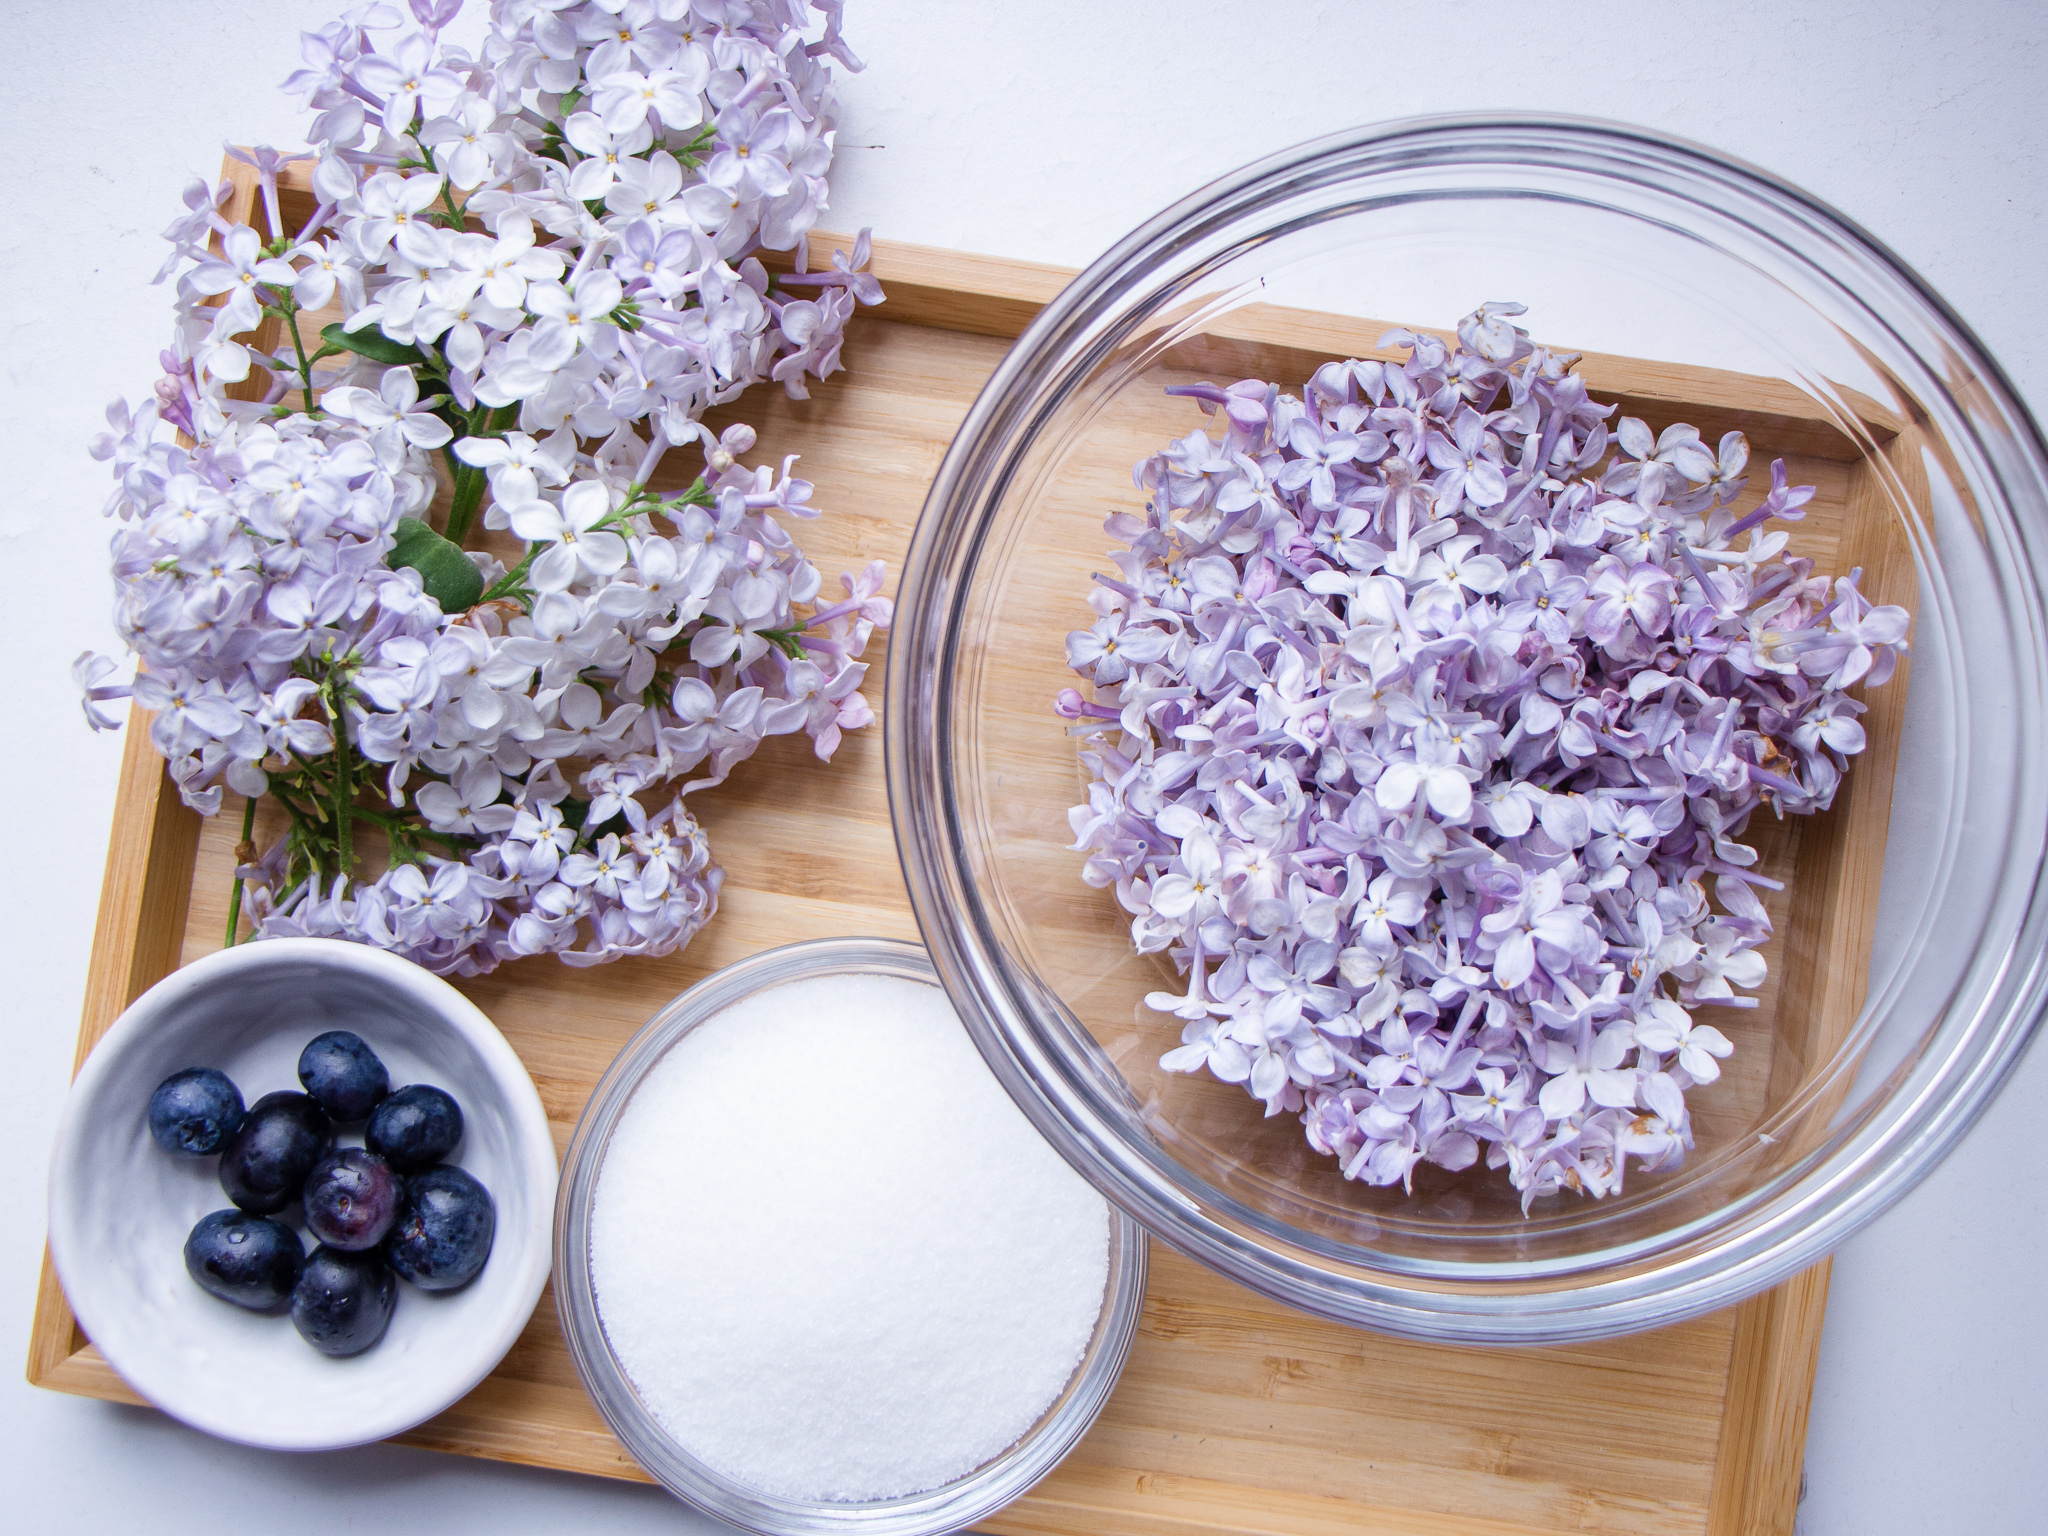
[553,936,1148,1536]
[886,115,2048,1341]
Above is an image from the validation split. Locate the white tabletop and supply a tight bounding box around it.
[6,3,2043,1532]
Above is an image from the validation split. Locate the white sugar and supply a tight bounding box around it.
[589,972,1112,1501]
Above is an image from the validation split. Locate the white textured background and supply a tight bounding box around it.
[3,2,2043,1531]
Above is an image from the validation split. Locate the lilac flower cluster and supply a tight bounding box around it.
[156,0,874,451]
[77,0,888,976]
[1059,304,1908,1204]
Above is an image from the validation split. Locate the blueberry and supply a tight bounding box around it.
[147,1068,245,1155]
[297,1031,390,1122]
[183,1210,303,1310]
[218,1091,331,1215]
[303,1148,405,1251]
[365,1085,463,1173]
[290,1246,396,1357]
[384,1166,496,1292]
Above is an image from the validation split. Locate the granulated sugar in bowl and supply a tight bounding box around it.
[597,973,1106,1496]
[553,937,1150,1536]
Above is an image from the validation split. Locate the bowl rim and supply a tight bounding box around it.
[45,935,560,1450]
[883,111,2048,1341]
[551,935,1148,1536]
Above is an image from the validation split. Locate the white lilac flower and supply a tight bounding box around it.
[321,366,456,450]
[184,225,298,336]
[1631,996,1735,1083]
[419,95,515,191]
[77,0,888,978]
[351,30,466,136]
[1062,304,1909,1204]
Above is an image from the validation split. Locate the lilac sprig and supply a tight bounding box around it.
[1060,303,1908,1205]
[76,1,891,976]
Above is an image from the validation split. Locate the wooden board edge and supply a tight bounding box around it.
[22,1324,650,1487]
[258,154,1894,454]
[1803,436,1920,1051]
[29,706,201,1396]
[1702,425,1922,1536]
[986,1463,1569,1536]
[1705,1261,1832,1536]
[72,707,193,1069]
[24,1337,148,1408]
[775,228,1892,459]
[1765,422,1919,1106]
[25,1247,85,1390]
[26,142,251,1394]
[391,1378,655,1483]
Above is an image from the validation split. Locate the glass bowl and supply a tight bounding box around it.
[885,114,2048,1342]
[553,936,1149,1536]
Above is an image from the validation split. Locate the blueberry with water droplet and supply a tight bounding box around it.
[303,1148,405,1251]
[384,1166,495,1291]
[147,1068,245,1155]
[218,1091,330,1215]
[365,1085,463,1172]
[183,1210,303,1310]
[291,1246,396,1357]
[297,1031,389,1122]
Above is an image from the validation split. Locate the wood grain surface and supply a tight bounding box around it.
[28,172,1916,1535]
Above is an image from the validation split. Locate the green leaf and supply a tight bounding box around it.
[558,794,628,842]
[388,517,484,614]
[320,321,429,369]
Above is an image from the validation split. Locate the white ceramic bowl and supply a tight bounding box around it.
[47,937,558,1451]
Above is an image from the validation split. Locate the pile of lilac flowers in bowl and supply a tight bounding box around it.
[1058,309,1910,1214]
[887,116,2048,1342]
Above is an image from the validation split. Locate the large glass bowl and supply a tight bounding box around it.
[885,115,2048,1342]
[553,937,1149,1536]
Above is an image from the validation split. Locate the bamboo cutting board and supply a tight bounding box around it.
[30,160,1918,1536]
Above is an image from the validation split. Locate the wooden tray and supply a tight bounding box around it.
[30,162,1919,1536]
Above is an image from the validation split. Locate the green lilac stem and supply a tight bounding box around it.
[327,678,356,880]
[446,461,489,544]
[225,792,258,946]
[756,624,809,661]
[262,293,321,411]
[282,299,319,407]
[444,407,522,547]
[478,546,542,605]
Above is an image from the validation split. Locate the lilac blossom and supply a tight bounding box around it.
[76,1,890,977]
[1061,304,1908,1205]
